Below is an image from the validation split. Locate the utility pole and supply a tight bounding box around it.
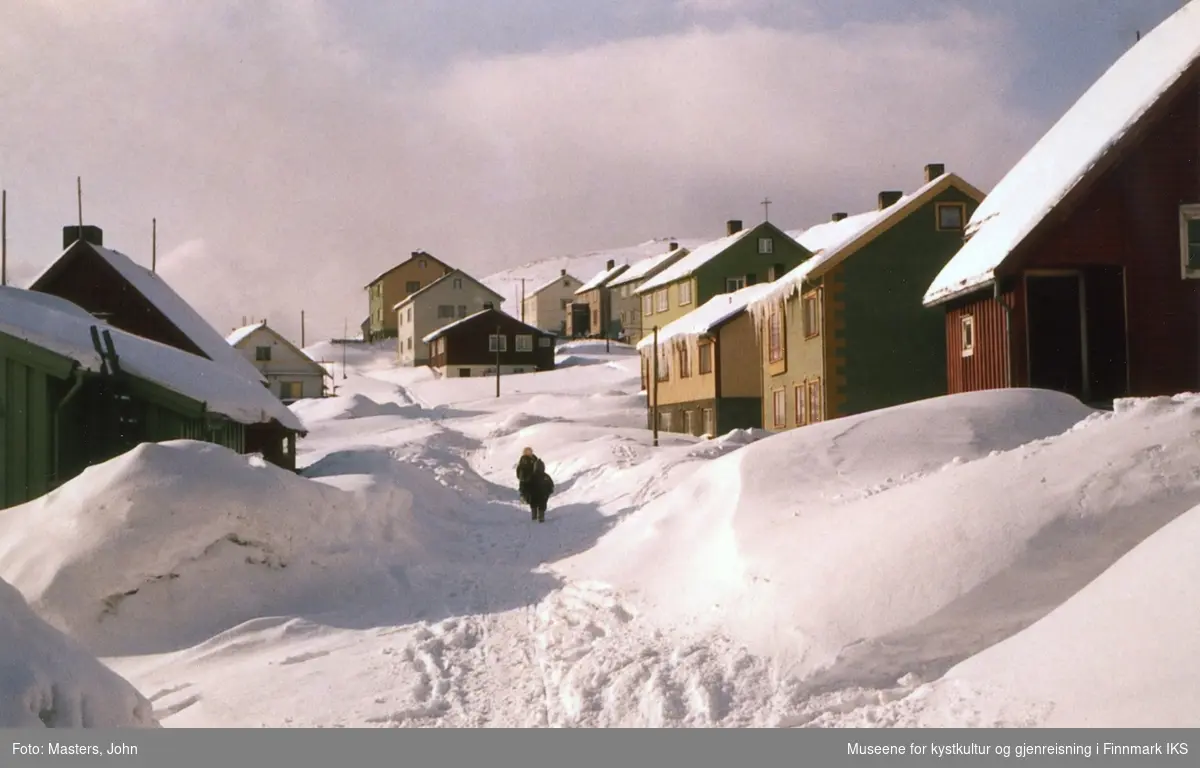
[342,318,348,379]
[1,189,7,287]
[77,177,83,230]
[151,218,157,273]
[301,309,306,347]
[652,325,659,447]
[495,324,502,398]
[520,278,526,322]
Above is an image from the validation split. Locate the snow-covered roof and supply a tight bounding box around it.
[575,263,631,294]
[29,242,268,386]
[0,287,305,433]
[607,247,690,288]
[635,282,777,351]
[422,307,545,344]
[527,272,582,298]
[924,3,1200,306]
[226,322,265,347]
[364,251,450,288]
[749,173,984,317]
[392,269,505,311]
[635,227,760,295]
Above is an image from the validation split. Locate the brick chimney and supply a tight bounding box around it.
[726,219,743,236]
[668,241,679,251]
[924,163,946,183]
[606,259,615,270]
[878,191,903,210]
[63,225,103,249]
[831,212,848,222]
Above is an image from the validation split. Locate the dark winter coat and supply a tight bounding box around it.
[517,454,553,505]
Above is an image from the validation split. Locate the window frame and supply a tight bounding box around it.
[961,314,975,357]
[1180,204,1200,279]
[642,293,654,316]
[702,407,714,436]
[538,337,553,348]
[655,289,669,313]
[802,290,821,339]
[806,378,823,423]
[795,384,807,426]
[936,202,966,232]
[515,334,534,352]
[767,307,784,363]
[726,276,746,292]
[437,304,455,319]
[255,346,272,361]
[698,341,713,374]
[758,237,774,254]
[678,280,693,306]
[772,388,786,428]
[488,333,508,352]
[678,343,692,378]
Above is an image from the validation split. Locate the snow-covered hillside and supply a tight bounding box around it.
[0,338,1197,727]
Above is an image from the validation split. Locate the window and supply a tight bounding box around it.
[759,237,773,254]
[280,381,303,400]
[562,280,571,288]
[437,304,455,319]
[726,277,746,292]
[453,278,463,289]
[642,294,654,316]
[407,337,413,349]
[515,334,533,352]
[405,280,421,294]
[489,334,507,352]
[702,408,714,436]
[698,341,713,374]
[807,378,823,423]
[407,307,412,322]
[678,344,692,378]
[961,314,975,357]
[768,263,785,281]
[768,307,784,363]
[592,309,600,327]
[1181,204,1200,277]
[398,311,404,326]
[678,280,693,306]
[458,368,471,377]
[655,289,668,312]
[658,411,672,432]
[802,291,821,338]
[795,385,806,426]
[936,202,966,231]
[419,259,428,268]
[772,388,786,428]
[457,305,467,318]
[683,410,695,435]
[538,337,553,348]
[656,347,670,380]
[255,346,271,361]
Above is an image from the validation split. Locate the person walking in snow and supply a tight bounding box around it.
[516,447,553,522]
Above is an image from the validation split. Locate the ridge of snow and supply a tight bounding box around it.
[226,321,266,347]
[923,3,1200,305]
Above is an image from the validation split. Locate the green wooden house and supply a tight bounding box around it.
[748,165,986,430]
[634,219,812,332]
[0,287,304,509]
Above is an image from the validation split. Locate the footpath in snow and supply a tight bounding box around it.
[1,340,1198,727]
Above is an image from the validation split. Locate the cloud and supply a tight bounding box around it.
[0,1,1038,343]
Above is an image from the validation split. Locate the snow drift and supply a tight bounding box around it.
[0,576,157,727]
[556,388,1200,686]
[0,441,446,656]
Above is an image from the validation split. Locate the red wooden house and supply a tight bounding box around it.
[923,4,1200,406]
[423,307,555,378]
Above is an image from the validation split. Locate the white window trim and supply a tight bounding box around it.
[678,280,693,306]
[655,289,669,312]
[772,388,786,428]
[642,294,654,316]
[1181,204,1200,279]
[961,314,975,357]
[936,202,966,232]
[726,277,746,292]
[515,334,534,352]
[758,237,773,254]
[488,334,508,352]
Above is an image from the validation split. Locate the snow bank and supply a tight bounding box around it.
[289,393,414,422]
[0,576,157,727]
[895,502,1200,727]
[0,440,442,656]
[557,389,1146,676]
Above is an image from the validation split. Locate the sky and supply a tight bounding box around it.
[0,0,1187,344]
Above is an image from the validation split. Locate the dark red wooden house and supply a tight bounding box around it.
[423,307,555,378]
[28,225,306,469]
[923,4,1200,406]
